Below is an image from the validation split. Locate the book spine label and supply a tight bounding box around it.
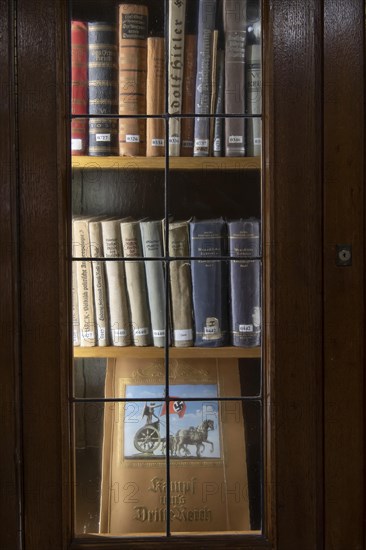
[140,221,166,347]
[120,222,151,346]
[181,34,197,156]
[168,0,186,156]
[224,0,247,157]
[213,49,225,156]
[246,44,262,157]
[190,219,229,346]
[118,4,148,156]
[89,118,119,156]
[193,0,217,157]
[73,219,96,346]
[228,219,261,347]
[88,22,119,156]
[71,21,88,155]
[89,221,109,346]
[146,37,165,157]
[101,220,131,346]
[169,222,193,347]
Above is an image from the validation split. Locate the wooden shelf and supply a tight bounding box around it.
[71,156,261,171]
[73,346,261,359]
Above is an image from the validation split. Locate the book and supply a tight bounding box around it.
[101,219,131,346]
[193,0,217,156]
[190,218,229,346]
[120,220,152,346]
[228,218,261,347]
[88,22,119,156]
[213,48,225,156]
[168,0,186,156]
[224,0,247,156]
[89,219,109,346]
[181,34,197,156]
[168,221,193,347]
[140,220,166,347]
[118,4,148,156]
[146,37,165,157]
[72,218,96,347]
[72,262,80,346]
[71,21,88,156]
[246,44,261,157]
[209,29,219,153]
[100,358,250,534]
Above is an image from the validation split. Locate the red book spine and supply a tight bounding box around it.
[71,21,88,156]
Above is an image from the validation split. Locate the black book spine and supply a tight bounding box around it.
[193,0,217,157]
[228,219,261,347]
[88,22,119,156]
[190,218,229,347]
[213,49,225,156]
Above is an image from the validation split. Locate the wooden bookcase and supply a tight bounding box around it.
[0,0,364,548]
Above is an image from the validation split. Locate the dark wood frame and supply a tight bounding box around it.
[1,0,363,548]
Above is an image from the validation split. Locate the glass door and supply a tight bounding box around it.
[70,0,264,540]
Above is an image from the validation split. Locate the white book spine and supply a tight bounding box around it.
[140,221,166,347]
[89,220,109,346]
[72,262,80,347]
[73,219,96,347]
[101,220,131,346]
[120,221,152,346]
[168,0,186,156]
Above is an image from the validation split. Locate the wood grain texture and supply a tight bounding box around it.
[323,1,364,548]
[0,1,21,548]
[17,0,70,548]
[72,156,261,171]
[73,346,261,359]
[268,1,323,548]
[70,536,271,549]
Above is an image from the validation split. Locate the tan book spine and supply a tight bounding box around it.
[118,4,148,156]
[168,221,193,347]
[181,34,197,156]
[120,220,152,346]
[101,219,131,346]
[146,37,165,157]
[73,218,96,347]
[89,220,109,346]
[168,0,186,156]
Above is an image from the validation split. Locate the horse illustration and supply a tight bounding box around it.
[175,419,215,458]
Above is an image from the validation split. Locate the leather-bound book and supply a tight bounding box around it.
[246,44,262,157]
[190,218,229,347]
[146,37,165,157]
[71,21,88,156]
[168,0,186,156]
[228,218,261,347]
[181,34,197,156]
[88,22,119,156]
[118,4,148,156]
[193,0,217,157]
[213,48,225,156]
[224,0,247,157]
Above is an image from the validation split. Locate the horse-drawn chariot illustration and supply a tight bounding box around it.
[133,401,216,458]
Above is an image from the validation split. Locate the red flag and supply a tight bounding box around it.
[160,398,186,418]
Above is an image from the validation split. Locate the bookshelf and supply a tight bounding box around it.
[70,0,263,541]
[73,345,261,359]
[72,156,261,171]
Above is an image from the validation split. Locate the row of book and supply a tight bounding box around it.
[72,217,261,349]
[71,1,261,158]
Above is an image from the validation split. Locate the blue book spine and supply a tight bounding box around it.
[190,218,229,346]
[88,22,119,156]
[228,219,261,347]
